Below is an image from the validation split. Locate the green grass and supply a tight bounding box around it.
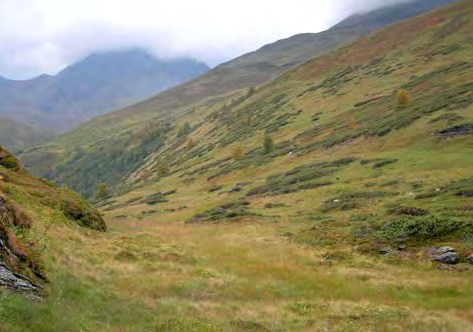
[3,1,473,330]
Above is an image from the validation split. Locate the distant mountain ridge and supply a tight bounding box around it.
[0,49,209,132]
[228,0,454,70]
[22,0,455,197]
[332,0,454,31]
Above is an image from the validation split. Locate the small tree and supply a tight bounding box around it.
[94,182,108,201]
[232,146,244,160]
[156,160,169,177]
[396,89,411,107]
[246,85,255,98]
[177,122,192,137]
[263,134,274,154]
[186,138,196,149]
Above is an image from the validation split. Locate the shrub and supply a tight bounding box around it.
[156,160,170,177]
[94,182,108,201]
[186,138,196,149]
[263,134,274,154]
[0,147,21,171]
[376,214,472,241]
[177,122,192,137]
[396,89,411,107]
[187,201,255,223]
[231,146,244,160]
[392,206,429,216]
[144,193,168,205]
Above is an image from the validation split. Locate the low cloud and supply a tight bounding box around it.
[0,0,414,79]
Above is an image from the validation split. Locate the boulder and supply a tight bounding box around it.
[433,252,460,265]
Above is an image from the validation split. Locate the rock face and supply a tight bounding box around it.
[0,261,41,300]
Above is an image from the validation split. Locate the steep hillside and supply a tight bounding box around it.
[22,0,454,198]
[228,0,453,69]
[0,117,52,152]
[0,49,209,131]
[0,146,105,301]
[3,1,473,330]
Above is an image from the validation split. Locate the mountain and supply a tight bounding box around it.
[0,117,52,152]
[226,0,454,69]
[0,49,209,131]
[21,0,454,198]
[4,1,473,330]
[331,0,454,31]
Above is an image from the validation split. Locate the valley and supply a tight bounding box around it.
[1,0,473,331]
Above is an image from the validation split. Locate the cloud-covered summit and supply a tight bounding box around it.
[0,0,413,79]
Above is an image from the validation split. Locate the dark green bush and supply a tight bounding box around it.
[188,201,255,223]
[376,214,473,241]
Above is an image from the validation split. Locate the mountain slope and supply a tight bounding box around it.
[227,0,454,69]
[3,1,473,330]
[0,117,52,152]
[21,0,455,197]
[0,49,209,131]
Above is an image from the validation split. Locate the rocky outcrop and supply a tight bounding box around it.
[0,261,42,300]
[0,193,44,299]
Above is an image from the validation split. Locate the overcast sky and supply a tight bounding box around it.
[0,0,412,79]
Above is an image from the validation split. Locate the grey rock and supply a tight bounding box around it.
[0,262,42,300]
[467,254,473,265]
[433,252,460,265]
[397,245,407,251]
[437,246,456,255]
[379,247,392,255]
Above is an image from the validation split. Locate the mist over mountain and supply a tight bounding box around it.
[0,49,209,132]
[332,0,454,30]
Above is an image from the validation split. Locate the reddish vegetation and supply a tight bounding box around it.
[6,229,28,259]
[292,1,469,81]
[0,193,41,277]
[10,202,33,229]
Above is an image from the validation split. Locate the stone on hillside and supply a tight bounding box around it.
[379,247,392,255]
[467,254,473,265]
[437,246,456,254]
[397,244,407,251]
[433,252,460,265]
[0,261,42,301]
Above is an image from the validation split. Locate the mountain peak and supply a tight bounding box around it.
[0,48,210,134]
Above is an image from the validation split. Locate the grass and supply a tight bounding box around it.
[3,1,473,330]
[3,216,473,331]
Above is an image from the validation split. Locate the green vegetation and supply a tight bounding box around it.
[3,1,473,330]
[263,134,274,154]
[375,214,473,242]
[188,201,255,223]
[94,182,108,201]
